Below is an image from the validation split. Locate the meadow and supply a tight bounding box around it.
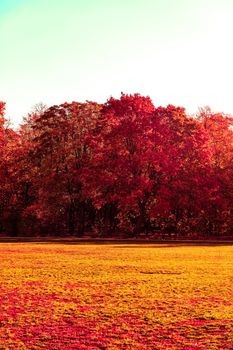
[0,242,232,349]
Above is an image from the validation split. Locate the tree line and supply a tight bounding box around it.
[0,94,233,238]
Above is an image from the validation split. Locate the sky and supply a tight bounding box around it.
[1,0,233,125]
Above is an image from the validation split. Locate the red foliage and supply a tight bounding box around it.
[0,97,233,237]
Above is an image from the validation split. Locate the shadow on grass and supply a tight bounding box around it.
[0,237,233,247]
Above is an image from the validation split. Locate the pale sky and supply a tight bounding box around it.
[1,0,233,125]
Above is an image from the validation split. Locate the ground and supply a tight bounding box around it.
[0,242,232,349]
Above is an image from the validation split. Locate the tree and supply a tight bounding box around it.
[0,97,233,238]
[198,107,233,235]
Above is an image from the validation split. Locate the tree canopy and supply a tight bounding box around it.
[1,94,233,238]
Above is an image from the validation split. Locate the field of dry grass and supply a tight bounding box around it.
[0,242,232,349]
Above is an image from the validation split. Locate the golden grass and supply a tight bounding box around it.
[0,243,232,349]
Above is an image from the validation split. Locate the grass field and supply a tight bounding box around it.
[0,243,232,349]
